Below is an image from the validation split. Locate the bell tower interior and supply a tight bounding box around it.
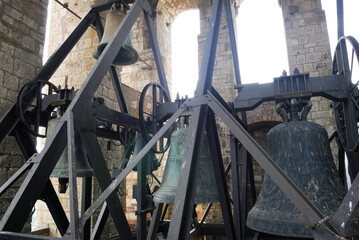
[0,0,358,239]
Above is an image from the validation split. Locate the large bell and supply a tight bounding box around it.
[93,3,139,66]
[153,118,218,204]
[246,99,359,238]
[47,110,94,180]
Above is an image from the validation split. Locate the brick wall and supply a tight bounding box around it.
[0,0,48,233]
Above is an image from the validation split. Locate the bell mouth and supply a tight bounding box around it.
[93,43,139,66]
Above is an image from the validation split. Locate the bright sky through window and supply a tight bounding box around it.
[171,10,200,98]
[171,0,289,98]
[171,0,359,98]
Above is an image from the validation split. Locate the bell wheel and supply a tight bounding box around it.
[332,36,359,152]
[16,79,58,138]
[139,83,171,153]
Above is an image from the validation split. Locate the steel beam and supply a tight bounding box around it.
[331,172,359,233]
[142,0,171,99]
[79,131,132,240]
[66,110,80,238]
[0,232,61,240]
[230,135,241,239]
[12,121,69,236]
[0,120,67,232]
[336,0,344,39]
[233,75,348,110]
[136,147,149,240]
[167,0,223,238]
[224,0,241,86]
[41,181,69,236]
[240,146,248,240]
[146,203,164,240]
[79,105,185,225]
[90,203,110,240]
[206,91,341,237]
[81,177,92,240]
[206,110,236,239]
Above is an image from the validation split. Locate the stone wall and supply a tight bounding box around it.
[120,1,174,96]
[280,0,337,159]
[0,0,48,233]
[33,0,140,237]
[196,0,239,225]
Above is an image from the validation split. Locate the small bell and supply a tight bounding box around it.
[47,107,94,193]
[93,3,139,66]
[153,118,218,204]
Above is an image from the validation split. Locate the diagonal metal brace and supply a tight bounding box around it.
[79,104,186,227]
[205,91,342,237]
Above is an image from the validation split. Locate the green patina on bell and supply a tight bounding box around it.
[93,3,139,66]
[47,109,94,179]
[153,118,219,204]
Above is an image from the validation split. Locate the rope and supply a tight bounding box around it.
[308,216,347,240]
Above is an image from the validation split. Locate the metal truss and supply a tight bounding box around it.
[0,0,357,239]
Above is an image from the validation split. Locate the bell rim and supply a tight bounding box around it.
[93,43,139,66]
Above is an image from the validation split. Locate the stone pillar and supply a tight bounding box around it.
[280,0,337,160]
[0,0,48,233]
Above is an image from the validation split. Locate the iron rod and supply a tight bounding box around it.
[79,105,186,226]
[143,1,171,99]
[206,91,340,236]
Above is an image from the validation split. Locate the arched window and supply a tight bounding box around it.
[237,0,288,83]
[171,10,200,98]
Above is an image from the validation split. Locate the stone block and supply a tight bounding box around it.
[14,59,36,79]
[308,32,328,43]
[303,63,314,72]
[21,35,36,51]
[305,52,322,63]
[4,72,19,91]
[2,15,14,26]
[298,35,308,44]
[5,5,22,21]
[296,54,305,64]
[7,89,18,101]
[10,0,23,11]
[21,51,41,66]
[292,19,305,28]
[304,11,325,25]
[0,52,14,73]
[23,15,38,31]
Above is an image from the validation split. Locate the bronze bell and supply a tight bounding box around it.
[47,108,94,193]
[246,99,359,238]
[131,134,160,173]
[153,118,218,204]
[93,3,139,66]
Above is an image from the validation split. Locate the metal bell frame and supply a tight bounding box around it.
[0,0,357,240]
